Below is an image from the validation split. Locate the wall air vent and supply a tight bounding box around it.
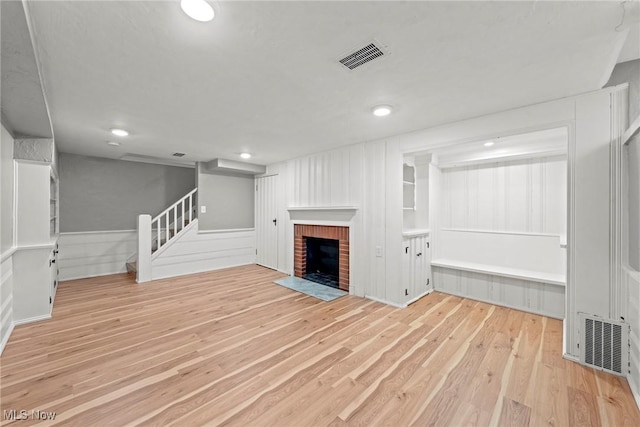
[579,313,628,376]
[339,42,385,70]
[172,152,186,157]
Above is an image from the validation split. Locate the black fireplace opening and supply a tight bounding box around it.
[304,237,339,289]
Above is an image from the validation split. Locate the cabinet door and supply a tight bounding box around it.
[402,238,412,299]
[424,237,432,291]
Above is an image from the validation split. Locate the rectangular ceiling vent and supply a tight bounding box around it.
[339,42,385,70]
[579,313,628,376]
[172,152,186,157]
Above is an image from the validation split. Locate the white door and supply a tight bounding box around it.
[255,175,279,269]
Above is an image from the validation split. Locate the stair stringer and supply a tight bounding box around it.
[151,218,199,260]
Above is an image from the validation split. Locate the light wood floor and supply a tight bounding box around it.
[1,265,639,426]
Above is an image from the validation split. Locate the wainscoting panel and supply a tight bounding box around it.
[58,230,137,280]
[151,225,256,280]
[0,254,14,354]
[433,266,565,319]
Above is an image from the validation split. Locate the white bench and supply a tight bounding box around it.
[431,229,565,286]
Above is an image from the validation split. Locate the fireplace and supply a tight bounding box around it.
[294,225,349,291]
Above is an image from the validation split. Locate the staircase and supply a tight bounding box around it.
[127,189,197,280]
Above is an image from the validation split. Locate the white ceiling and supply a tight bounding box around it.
[0,1,52,139]
[19,1,639,166]
[430,127,568,169]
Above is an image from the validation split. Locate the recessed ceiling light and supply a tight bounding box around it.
[240,152,252,159]
[181,0,215,22]
[107,141,120,147]
[372,105,392,117]
[110,128,129,137]
[484,141,495,147]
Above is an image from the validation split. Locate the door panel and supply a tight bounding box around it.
[255,175,279,269]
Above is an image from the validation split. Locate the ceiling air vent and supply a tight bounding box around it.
[172,152,186,157]
[339,42,385,70]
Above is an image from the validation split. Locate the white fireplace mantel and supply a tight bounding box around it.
[286,206,359,223]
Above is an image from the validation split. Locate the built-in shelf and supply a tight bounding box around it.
[403,163,416,210]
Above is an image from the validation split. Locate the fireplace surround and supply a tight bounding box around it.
[294,224,349,291]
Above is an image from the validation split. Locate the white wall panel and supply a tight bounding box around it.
[277,144,367,297]
[151,224,255,280]
[441,157,566,235]
[363,141,387,301]
[573,90,612,323]
[58,230,136,280]
[0,255,14,354]
[289,145,361,208]
[626,268,640,407]
[433,266,565,319]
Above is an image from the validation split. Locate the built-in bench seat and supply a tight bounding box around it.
[432,228,566,285]
[431,229,566,318]
[430,258,565,286]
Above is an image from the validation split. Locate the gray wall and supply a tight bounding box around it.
[197,163,254,230]
[1,125,15,253]
[59,153,195,232]
[606,59,640,125]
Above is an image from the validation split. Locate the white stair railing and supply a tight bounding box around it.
[135,188,197,283]
[151,188,197,254]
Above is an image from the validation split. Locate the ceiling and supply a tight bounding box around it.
[5,1,640,166]
[428,127,568,169]
[0,1,52,139]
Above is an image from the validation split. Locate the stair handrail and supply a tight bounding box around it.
[150,188,197,254]
[152,188,197,223]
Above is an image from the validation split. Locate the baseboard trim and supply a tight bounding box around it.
[0,321,15,356]
[13,314,51,326]
[628,372,640,413]
[563,353,580,363]
[365,295,406,309]
[406,289,434,306]
[60,268,128,282]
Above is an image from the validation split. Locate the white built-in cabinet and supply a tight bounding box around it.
[12,160,59,323]
[402,156,432,305]
[402,231,432,302]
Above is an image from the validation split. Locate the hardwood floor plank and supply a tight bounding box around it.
[568,386,602,427]
[1,265,638,426]
[497,396,531,427]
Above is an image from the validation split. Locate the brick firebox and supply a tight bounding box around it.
[294,224,349,291]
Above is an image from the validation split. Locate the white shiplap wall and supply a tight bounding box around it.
[627,267,640,406]
[151,222,255,280]
[266,143,369,298]
[433,266,565,318]
[58,230,137,280]
[0,253,15,354]
[433,157,567,318]
[441,156,567,235]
